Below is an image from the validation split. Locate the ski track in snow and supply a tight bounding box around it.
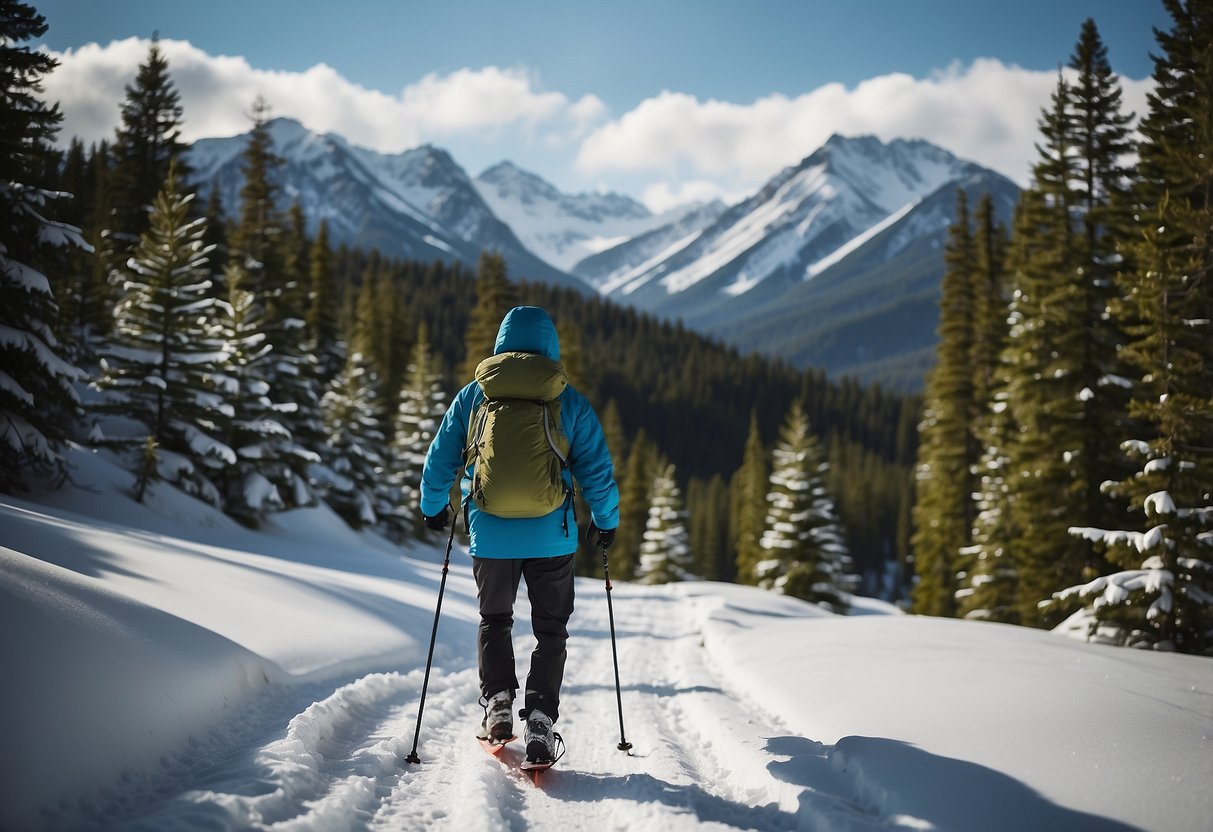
[94,583,903,832]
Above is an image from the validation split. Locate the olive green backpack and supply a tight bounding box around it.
[465,351,572,518]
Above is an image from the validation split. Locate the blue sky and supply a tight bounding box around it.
[37,0,1169,209]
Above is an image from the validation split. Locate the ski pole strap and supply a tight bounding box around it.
[601,546,613,591]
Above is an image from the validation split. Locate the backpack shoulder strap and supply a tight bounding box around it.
[541,400,568,468]
[465,396,491,465]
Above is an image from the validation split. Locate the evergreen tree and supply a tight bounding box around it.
[50,137,90,359]
[109,35,189,251]
[0,0,85,491]
[371,266,409,416]
[556,317,588,393]
[459,251,518,380]
[232,98,319,504]
[733,410,769,584]
[316,347,386,529]
[202,182,229,276]
[232,97,284,289]
[969,194,1010,414]
[599,398,628,470]
[636,463,693,584]
[1002,24,1136,626]
[959,195,1019,621]
[78,140,117,344]
[283,199,310,313]
[688,474,731,581]
[93,162,233,504]
[911,191,976,617]
[306,218,340,380]
[577,396,626,576]
[1051,1,1213,653]
[381,322,446,542]
[613,429,656,579]
[210,263,292,525]
[757,400,855,612]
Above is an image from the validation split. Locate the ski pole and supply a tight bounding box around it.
[601,543,633,753]
[405,503,459,764]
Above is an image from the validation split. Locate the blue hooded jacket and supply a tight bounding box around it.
[420,306,620,558]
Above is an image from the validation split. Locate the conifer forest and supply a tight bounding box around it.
[2,0,1210,656]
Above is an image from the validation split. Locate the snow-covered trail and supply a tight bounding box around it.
[106,576,882,831]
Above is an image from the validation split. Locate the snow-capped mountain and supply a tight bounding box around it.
[571,199,729,294]
[596,135,1019,389]
[187,122,1018,389]
[473,161,719,276]
[186,118,587,293]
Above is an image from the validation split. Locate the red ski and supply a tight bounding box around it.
[478,735,516,755]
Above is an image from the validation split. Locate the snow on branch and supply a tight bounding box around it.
[1144,491,1177,516]
[1069,524,1171,554]
[0,325,84,381]
[1,255,51,294]
[0,370,34,407]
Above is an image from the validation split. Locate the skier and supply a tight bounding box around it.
[420,305,620,769]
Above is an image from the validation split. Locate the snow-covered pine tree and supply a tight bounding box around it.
[757,400,856,613]
[636,463,693,584]
[380,323,446,541]
[232,98,319,506]
[209,262,294,525]
[0,0,86,491]
[315,347,386,529]
[1050,1,1213,654]
[93,161,233,504]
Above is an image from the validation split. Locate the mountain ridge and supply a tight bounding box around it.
[186,119,1019,389]
[186,117,589,293]
[589,133,1019,389]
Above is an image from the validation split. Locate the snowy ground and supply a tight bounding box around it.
[2,447,1211,831]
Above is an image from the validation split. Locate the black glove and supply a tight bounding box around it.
[423,506,450,531]
[589,523,616,551]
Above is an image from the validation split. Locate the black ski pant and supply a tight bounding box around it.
[473,553,575,723]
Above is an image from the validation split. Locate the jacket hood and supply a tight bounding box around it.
[493,306,561,360]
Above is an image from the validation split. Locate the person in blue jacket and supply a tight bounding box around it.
[419,305,620,765]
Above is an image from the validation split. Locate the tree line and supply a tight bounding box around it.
[912,7,1213,654]
[0,1,910,611]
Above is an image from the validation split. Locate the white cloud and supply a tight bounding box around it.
[41,37,606,153]
[43,40,1155,205]
[576,59,1153,187]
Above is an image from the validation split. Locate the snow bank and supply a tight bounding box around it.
[688,591,1213,832]
[0,545,280,829]
[0,447,481,829]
